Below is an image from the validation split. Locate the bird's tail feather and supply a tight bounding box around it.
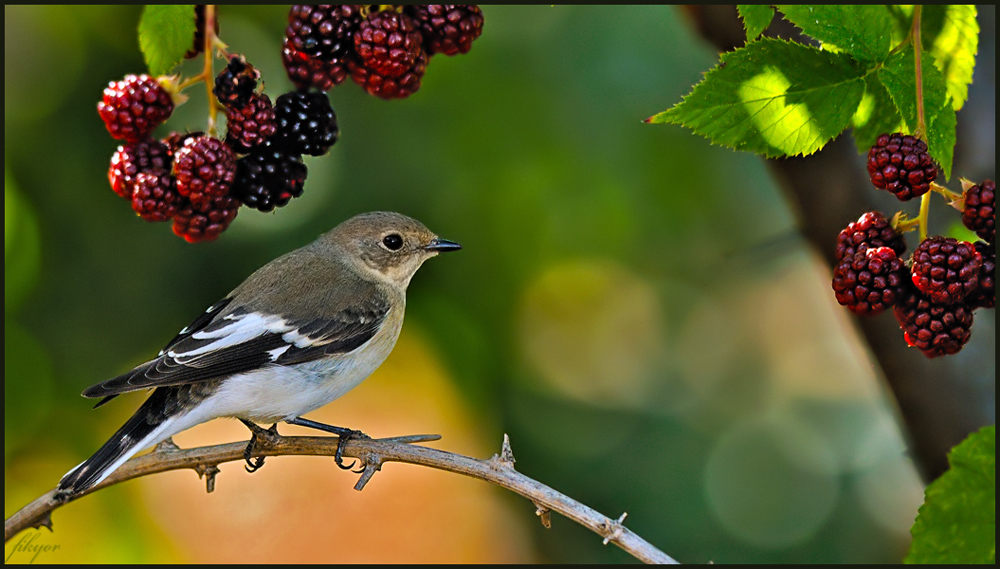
[57,389,179,496]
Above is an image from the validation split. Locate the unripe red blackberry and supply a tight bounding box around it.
[349,49,427,100]
[184,5,219,59]
[967,241,995,309]
[131,172,182,222]
[163,131,205,160]
[274,90,339,156]
[172,193,240,243]
[214,55,260,109]
[354,9,423,79]
[108,139,171,199]
[407,5,484,56]
[172,135,236,208]
[230,140,307,212]
[962,179,995,243]
[866,133,938,201]
[835,210,907,262]
[894,283,974,358]
[225,93,277,153]
[282,37,346,91]
[910,236,982,304]
[285,5,363,65]
[832,246,906,315]
[98,74,174,142]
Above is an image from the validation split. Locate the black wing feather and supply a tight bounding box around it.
[82,297,389,400]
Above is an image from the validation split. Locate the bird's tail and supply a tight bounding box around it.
[57,388,180,497]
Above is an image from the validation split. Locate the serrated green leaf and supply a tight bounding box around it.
[738,5,774,42]
[921,5,978,111]
[648,38,866,158]
[877,45,955,178]
[851,74,905,154]
[778,5,892,63]
[906,425,995,564]
[139,5,196,76]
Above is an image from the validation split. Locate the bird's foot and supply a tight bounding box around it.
[240,420,279,473]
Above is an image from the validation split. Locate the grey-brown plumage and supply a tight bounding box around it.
[58,211,460,496]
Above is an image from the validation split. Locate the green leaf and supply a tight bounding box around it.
[886,5,914,45]
[877,45,955,178]
[778,5,892,63]
[648,38,866,158]
[906,425,995,564]
[851,74,904,154]
[139,5,196,76]
[921,5,978,111]
[738,5,774,42]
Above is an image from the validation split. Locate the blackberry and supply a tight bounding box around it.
[832,246,905,315]
[184,5,219,59]
[108,139,171,199]
[172,193,241,243]
[98,74,174,142]
[282,37,346,92]
[354,9,423,79]
[967,241,995,309]
[349,49,428,100]
[131,172,181,222]
[285,5,363,65]
[894,283,974,358]
[274,91,339,156]
[231,139,307,212]
[225,93,277,153]
[835,210,907,262]
[164,131,205,155]
[910,236,982,304]
[962,179,995,243]
[866,133,938,201]
[172,135,237,208]
[214,54,260,109]
[407,5,484,56]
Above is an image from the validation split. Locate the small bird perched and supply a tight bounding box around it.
[56,211,461,497]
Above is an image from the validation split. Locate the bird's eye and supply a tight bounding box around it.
[382,234,404,251]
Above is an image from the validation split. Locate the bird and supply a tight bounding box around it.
[56,211,461,497]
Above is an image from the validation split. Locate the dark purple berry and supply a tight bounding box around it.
[98,75,174,142]
[867,133,939,201]
[407,5,484,56]
[910,236,982,304]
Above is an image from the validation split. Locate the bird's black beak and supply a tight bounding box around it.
[425,238,462,252]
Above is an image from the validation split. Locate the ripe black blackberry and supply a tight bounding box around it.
[835,210,907,262]
[866,133,938,201]
[285,5,363,67]
[98,75,174,142]
[109,139,171,199]
[172,193,241,243]
[225,93,277,153]
[407,5,484,56]
[184,5,219,59]
[894,283,974,358]
[214,55,260,109]
[172,135,237,208]
[962,179,995,243]
[910,236,982,305]
[282,37,346,92]
[349,49,427,100]
[832,246,905,315]
[230,139,308,212]
[354,9,423,79]
[967,241,995,309]
[274,91,339,156]
[131,172,181,222]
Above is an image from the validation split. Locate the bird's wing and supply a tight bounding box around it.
[82,295,389,401]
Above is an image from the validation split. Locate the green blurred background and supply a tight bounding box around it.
[5,5,995,563]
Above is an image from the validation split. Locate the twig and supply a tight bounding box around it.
[4,433,678,564]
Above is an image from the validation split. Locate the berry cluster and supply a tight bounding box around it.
[99,58,337,242]
[833,132,995,358]
[283,5,484,99]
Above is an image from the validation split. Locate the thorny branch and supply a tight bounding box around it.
[5,432,678,564]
